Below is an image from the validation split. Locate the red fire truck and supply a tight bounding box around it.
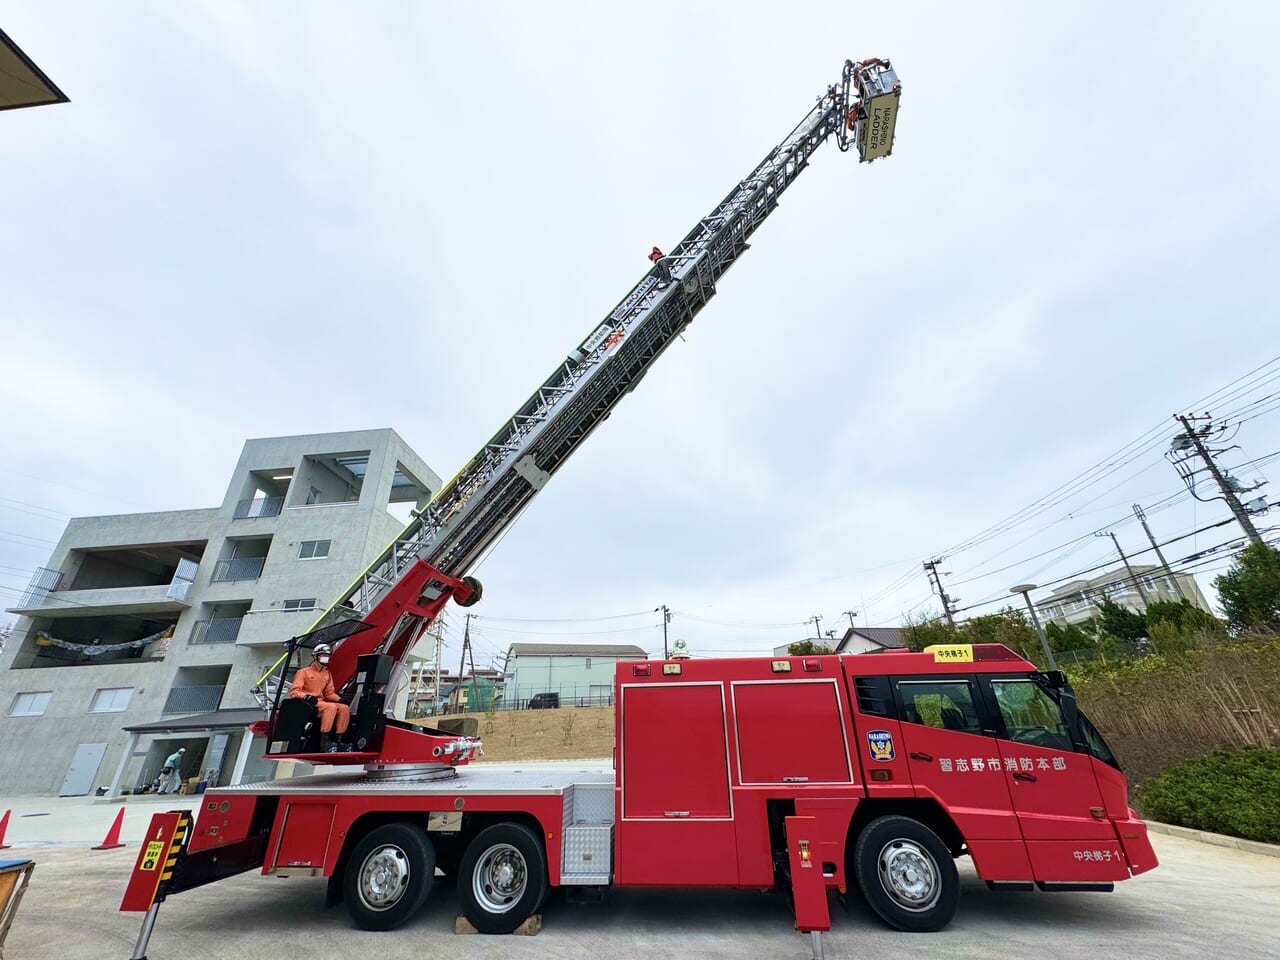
[119,58,1158,954]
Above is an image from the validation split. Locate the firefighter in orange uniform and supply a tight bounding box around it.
[289,643,350,751]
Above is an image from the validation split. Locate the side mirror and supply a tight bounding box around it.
[1036,669,1068,689]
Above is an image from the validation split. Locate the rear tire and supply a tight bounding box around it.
[852,815,958,932]
[343,823,435,931]
[458,822,547,934]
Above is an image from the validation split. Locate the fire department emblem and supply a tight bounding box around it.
[867,729,895,762]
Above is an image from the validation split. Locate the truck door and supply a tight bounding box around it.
[615,681,738,886]
[891,677,1020,841]
[977,674,1126,882]
[976,675,1113,840]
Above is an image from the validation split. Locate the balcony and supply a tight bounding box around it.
[189,617,243,644]
[210,557,266,583]
[162,685,225,715]
[9,583,193,619]
[9,558,198,619]
[234,496,284,520]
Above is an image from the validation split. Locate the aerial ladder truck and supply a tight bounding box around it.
[121,57,1157,956]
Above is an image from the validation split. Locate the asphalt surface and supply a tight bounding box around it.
[2,797,1277,960]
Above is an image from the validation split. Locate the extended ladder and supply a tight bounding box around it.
[303,58,900,637]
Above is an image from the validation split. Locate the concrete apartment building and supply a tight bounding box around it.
[1034,563,1210,627]
[0,429,440,797]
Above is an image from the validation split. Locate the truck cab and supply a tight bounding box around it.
[612,643,1156,930]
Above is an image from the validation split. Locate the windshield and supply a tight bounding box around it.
[1030,671,1122,771]
[1076,708,1121,771]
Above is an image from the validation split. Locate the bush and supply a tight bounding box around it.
[1137,748,1280,844]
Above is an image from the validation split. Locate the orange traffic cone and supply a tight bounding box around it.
[92,806,126,850]
[0,808,10,850]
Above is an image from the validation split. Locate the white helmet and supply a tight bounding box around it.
[313,643,333,656]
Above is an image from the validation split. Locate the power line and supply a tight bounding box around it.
[946,518,1240,617]
[937,356,1280,560]
[472,610,652,624]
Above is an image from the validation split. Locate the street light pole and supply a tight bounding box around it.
[1010,583,1057,670]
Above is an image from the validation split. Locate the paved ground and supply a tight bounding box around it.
[2,792,1277,960]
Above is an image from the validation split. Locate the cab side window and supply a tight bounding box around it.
[894,679,983,734]
[989,680,1073,752]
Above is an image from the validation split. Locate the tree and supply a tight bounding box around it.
[1145,597,1225,643]
[1044,621,1092,654]
[0,621,10,653]
[1092,597,1147,644]
[899,610,957,653]
[787,639,832,656]
[1213,542,1280,633]
[963,608,1041,664]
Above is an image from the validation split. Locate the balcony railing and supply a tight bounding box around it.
[162,685,225,715]
[189,617,243,644]
[19,567,63,608]
[210,557,265,582]
[234,497,284,520]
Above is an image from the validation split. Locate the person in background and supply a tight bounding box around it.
[158,747,185,794]
[289,643,351,752]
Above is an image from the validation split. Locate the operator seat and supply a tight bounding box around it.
[273,698,320,753]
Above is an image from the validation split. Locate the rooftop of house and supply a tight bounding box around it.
[507,643,648,659]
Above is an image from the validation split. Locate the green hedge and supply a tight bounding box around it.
[1137,748,1280,844]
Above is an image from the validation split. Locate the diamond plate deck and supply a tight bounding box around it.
[211,766,615,797]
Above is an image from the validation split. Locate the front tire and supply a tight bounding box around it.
[458,822,548,934]
[852,815,959,932]
[343,823,435,931]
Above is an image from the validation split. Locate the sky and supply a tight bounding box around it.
[2,2,1279,669]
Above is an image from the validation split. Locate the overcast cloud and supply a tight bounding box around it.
[3,2,1278,667]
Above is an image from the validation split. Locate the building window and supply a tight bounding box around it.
[90,687,133,713]
[306,486,321,505]
[585,658,592,671]
[297,539,331,560]
[8,691,52,717]
[283,598,317,612]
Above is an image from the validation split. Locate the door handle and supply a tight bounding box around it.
[909,752,933,762]
[1012,772,1037,783]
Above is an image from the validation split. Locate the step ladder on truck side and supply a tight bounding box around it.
[120,57,903,958]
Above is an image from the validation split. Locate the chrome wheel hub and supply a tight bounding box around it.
[358,845,410,911]
[473,843,527,914]
[877,839,940,912]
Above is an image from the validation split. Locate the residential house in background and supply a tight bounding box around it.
[0,429,440,797]
[833,626,906,654]
[773,626,905,657]
[502,643,647,708]
[1035,564,1209,627]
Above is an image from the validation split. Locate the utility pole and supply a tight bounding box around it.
[1096,531,1149,609]
[466,617,480,713]
[1132,504,1186,601]
[431,617,445,714]
[842,610,858,630]
[922,559,957,628]
[454,613,482,714]
[1174,414,1264,545]
[808,614,824,640]
[655,605,671,659]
